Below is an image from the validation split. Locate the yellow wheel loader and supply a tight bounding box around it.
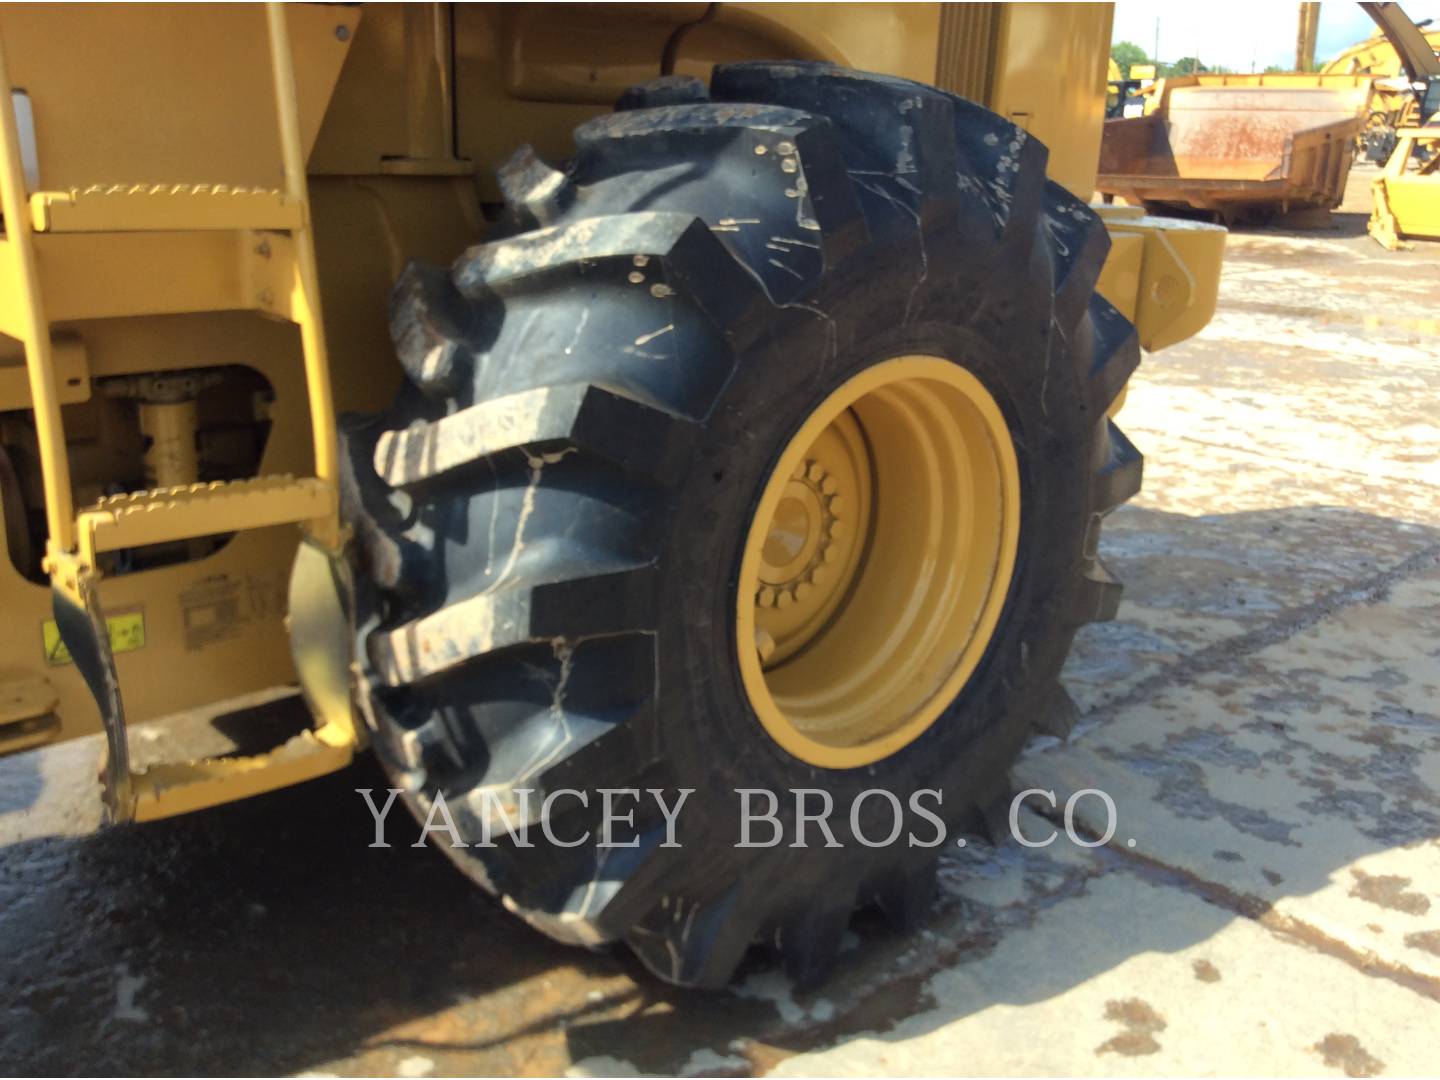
[0,2,1224,988]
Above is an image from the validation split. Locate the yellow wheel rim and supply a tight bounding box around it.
[736,356,1021,769]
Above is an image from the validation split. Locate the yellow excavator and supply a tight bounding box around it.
[0,2,1224,987]
[1322,15,1440,159]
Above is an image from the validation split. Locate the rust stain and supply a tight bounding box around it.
[1314,1033,1385,1078]
[1192,958,1222,983]
[1348,871,1431,916]
[1096,997,1167,1057]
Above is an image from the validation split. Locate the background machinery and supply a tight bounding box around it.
[0,2,1223,987]
[1323,13,1440,159]
[1096,70,1372,224]
[1096,1,1438,238]
[1106,57,1155,119]
[1359,1,1440,246]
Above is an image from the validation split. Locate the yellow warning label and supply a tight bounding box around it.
[42,611,146,666]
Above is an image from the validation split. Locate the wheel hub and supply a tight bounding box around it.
[737,356,1021,769]
[753,423,870,667]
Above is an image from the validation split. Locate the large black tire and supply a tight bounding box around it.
[341,63,1141,988]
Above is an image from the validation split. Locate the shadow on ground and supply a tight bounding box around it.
[2,502,1437,1076]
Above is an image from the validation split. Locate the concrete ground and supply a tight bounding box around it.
[2,165,1439,1077]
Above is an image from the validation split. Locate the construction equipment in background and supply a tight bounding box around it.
[1358,1,1440,246]
[0,2,1226,989]
[1322,15,1439,160]
[1097,2,1439,232]
[1107,57,1125,116]
[1371,125,1440,246]
[1096,72,1372,224]
[1107,58,1155,119]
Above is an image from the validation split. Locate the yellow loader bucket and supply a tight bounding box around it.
[1097,74,1374,223]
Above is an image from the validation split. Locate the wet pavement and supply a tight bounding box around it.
[3,165,1439,1076]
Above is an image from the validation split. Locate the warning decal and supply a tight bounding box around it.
[43,610,146,666]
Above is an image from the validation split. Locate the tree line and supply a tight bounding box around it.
[1111,40,1289,78]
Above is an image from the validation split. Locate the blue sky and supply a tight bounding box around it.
[1112,1,1440,72]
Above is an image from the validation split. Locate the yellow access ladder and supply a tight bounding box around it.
[0,4,355,821]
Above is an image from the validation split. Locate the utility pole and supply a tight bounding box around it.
[1154,17,1160,68]
[1296,2,1321,72]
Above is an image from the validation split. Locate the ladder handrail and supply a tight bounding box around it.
[0,29,76,554]
[266,3,338,546]
[0,9,339,560]
[1,9,353,820]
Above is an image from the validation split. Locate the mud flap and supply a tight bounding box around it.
[287,536,364,748]
[51,564,134,823]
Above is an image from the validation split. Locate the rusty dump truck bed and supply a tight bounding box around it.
[1097,74,1373,222]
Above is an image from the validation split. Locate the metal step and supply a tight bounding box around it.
[121,686,353,823]
[29,183,302,233]
[76,474,335,565]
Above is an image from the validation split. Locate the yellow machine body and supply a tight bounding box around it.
[0,2,1224,821]
[1324,19,1440,250]
[1323,24,1440,75]
[1322,23,1440,132]
[1319,23,1440,165]
[1370,127,1440,248]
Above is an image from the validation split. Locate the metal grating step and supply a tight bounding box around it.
[76,474,334,564]
[29,183,302,233]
